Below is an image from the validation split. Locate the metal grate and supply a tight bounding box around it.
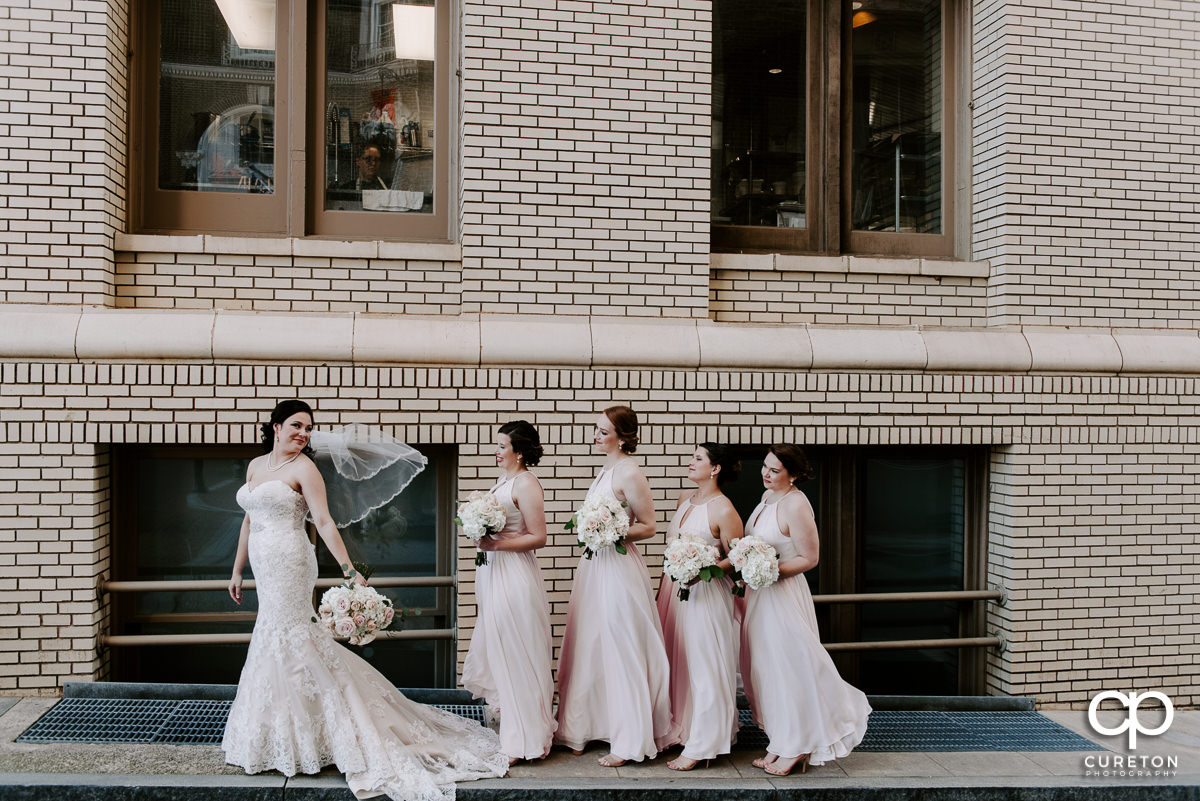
[18,697,484,746]
[736,709,1100,752]
[22,698,1099,752]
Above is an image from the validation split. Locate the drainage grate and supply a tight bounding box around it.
[18,697,484,746]
[22,699,1099,752]
[735,708,1100,752]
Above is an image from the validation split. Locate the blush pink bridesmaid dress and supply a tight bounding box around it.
[656,497,739,761]
[741,491,871,765]
[554,464,675,761]
[461,472,557,761]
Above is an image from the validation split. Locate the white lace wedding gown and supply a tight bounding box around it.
[222,480,509,800]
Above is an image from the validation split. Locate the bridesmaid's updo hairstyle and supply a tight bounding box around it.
[261,399,316,457]
[699,442,741,487]
[499,419,543,466]
[603,405,640,454]
[768,443,815,483]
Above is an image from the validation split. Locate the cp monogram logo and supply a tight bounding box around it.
[1087,690,1174,749]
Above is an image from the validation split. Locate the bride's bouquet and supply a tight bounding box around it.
[318,566,396,646]
[566,494,629,558]
[663,536,725,601]
[456,490,506,566]
[727,535,780,596]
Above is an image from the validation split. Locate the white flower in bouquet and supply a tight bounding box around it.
[727,534,780,594]
[565,494,630,558]
[318,581,395,646]
[455,490,507,566]
[663,536,724,601]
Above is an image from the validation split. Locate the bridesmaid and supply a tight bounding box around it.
[555,405,674,766]
[742,444,871,775]
[461,421,557,765]
[656,443,743,770]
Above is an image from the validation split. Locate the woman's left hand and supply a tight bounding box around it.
[478,535,499,551]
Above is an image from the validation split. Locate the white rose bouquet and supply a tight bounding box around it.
[317,569,396,647]
[456,490,507,566]
[663,536,724,601]
[727,534,780,596]
[565,494,630,558]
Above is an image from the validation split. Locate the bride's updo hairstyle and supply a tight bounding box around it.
[603,405,640,454]
[699,441,741,487]
[261,399,316,457]
[499,420,544,466]
[768,443,815,483]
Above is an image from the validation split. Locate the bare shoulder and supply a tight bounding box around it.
[514,470,543,492]
[780,489,814,515]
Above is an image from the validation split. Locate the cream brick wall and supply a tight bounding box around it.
[0,1,128,306]
[972,0,1200,328]
[710,269,988,326]
[0,440,110,692]
[1,361,1197,704]
[459,0,712,318]
[114,251,464,314]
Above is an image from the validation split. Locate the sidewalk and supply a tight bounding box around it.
[0,693,1196,800]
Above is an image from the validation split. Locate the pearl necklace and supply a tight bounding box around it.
[266,451,300,471]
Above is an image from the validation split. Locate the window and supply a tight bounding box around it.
[725,445,988,695]
[111,445,460,687]
[712,0,962,256]
[134,0,450,240]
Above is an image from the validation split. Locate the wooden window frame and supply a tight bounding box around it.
[712,0,965,258]
[131,0,452,241]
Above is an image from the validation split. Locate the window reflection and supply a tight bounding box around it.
[158,0,277,194]
[851,0,943,233]
[712,0,807,230]
[116,448,450,688]
[325,0,436,214]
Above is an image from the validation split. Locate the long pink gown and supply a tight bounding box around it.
[554,464,675,761]
[742,491,871,764]
[655,498,739,761]
[461,472,557,761]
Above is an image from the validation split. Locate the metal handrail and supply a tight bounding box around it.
[824,636,1001,652]
[812,589,1002,604]
[100,629,454,647]
[102,576,454,592]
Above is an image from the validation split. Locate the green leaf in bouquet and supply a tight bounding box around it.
[615,541,628,556]
[352,561,375,581]
[564,516,577,531]
[454,516,463,526]
[311,616,317,623]
[678,586,691,602]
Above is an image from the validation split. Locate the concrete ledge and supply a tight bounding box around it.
[114,234,462,263]
[1,773,1197,801]
[354,315,480,364]
[922,329,1033,373]
[76,310,214,361]
[710,253,989,279]
[0,307,80,358]
[481,316,591,366]
[590,317,699,368]
[212,312,355,363]
[4,306,1200,375]
[809,326,928,371]
[697,322,813,369]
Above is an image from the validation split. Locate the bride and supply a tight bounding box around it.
[222,400,509,800]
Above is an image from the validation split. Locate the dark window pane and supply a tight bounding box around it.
[859,457,965,694]
[325,0,436,214]
[158,0,277,194]
[119,448,451,688]
[851,0,942,233]
[712,0,806,229]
